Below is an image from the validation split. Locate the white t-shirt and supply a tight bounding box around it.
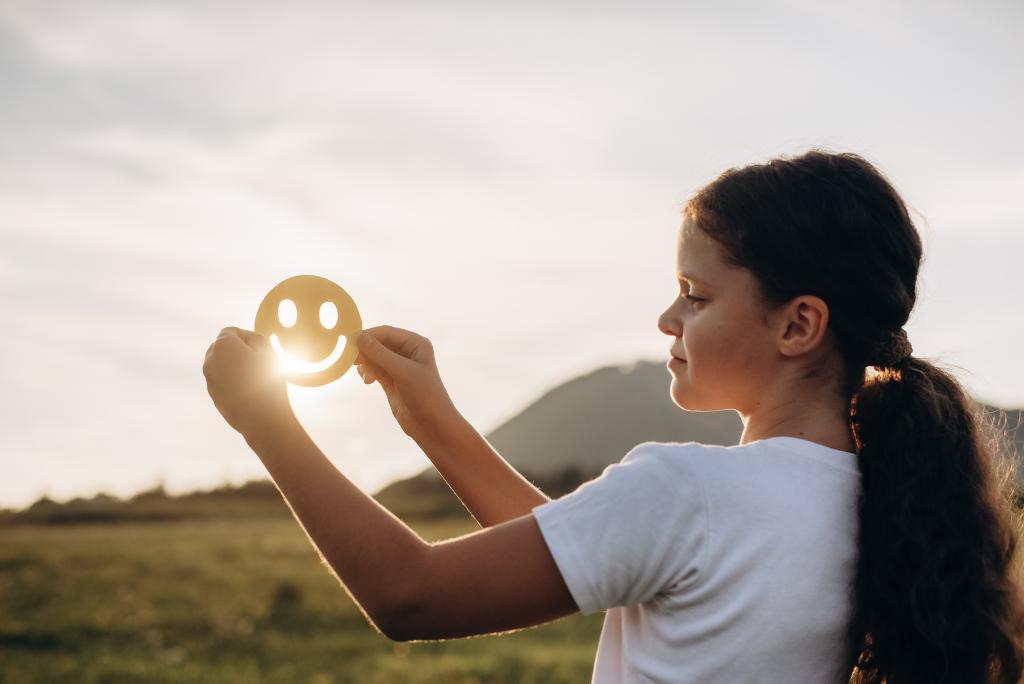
[531,436,861,684]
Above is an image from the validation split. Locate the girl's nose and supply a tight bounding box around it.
[657,303,681,337]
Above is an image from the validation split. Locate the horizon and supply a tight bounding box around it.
[7,355,1023,512]
[3,0,1023,509]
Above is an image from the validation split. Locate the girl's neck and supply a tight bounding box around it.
[739,399,857,454]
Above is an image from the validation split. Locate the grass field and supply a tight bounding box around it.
[0,515,603,683]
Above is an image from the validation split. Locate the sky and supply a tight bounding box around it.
[2,0,1022,509]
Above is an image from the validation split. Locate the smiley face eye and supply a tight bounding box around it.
[319,301,338,329]
[278,299,297,327]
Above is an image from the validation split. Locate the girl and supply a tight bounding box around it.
[203,149,1024,682]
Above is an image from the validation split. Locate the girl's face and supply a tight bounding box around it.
[657,215,780,415]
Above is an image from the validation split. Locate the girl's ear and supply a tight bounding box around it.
[776,295,830,359]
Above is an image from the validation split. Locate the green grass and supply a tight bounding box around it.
[0,516,602,683]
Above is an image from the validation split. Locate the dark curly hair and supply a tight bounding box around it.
[684,149,1024,683]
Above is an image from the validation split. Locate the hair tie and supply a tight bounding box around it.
[870,327,913,368]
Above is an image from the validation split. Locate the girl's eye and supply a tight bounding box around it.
[682,294,705,305]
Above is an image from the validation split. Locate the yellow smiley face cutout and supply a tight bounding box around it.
[254,275,362,387]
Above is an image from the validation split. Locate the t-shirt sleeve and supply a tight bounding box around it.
[531,441,709,616]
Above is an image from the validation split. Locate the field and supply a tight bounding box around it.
[0,514,603,683]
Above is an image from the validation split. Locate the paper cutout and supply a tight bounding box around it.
[254,275,363,387]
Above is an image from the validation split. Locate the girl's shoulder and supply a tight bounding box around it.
[608,440,726,489]
[621,438,860,500]
[622,439,725,468]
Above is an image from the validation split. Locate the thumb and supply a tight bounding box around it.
[357,331,411,374]
[250,333,270,351]
[249,334,279,371]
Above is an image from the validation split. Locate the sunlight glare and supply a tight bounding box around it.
[269,333,347,374]
[320,301,338,329]
[278,299,297,327]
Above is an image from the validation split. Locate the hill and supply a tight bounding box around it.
[5,358,1021,525]
[377,359,1024,506]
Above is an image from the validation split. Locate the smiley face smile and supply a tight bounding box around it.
[269,333,348,374]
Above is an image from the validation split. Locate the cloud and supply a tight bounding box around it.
[1,0,1022,508]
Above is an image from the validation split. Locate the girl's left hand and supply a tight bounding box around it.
[203,326,292,437]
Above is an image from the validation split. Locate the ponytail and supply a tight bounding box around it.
[847,356,1024,682]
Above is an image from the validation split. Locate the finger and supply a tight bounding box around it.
[356,329,416,374]
[360,363,379,383]
[214,329,249,353]
[246,332,270,351]
[360,325,426,358]
[377,371,395,392]
[220,326,261,344]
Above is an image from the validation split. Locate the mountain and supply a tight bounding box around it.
[8,358,1017,525]
[376,358,1024,506]
[466,359,742,477]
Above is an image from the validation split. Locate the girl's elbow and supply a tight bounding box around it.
[372,545,437,641]
[377,601,431,642]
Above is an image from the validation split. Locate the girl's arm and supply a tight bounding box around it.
[246,410,578,640]
[353,326,550,527]
[415,410,550,528]
[204,326,576,639]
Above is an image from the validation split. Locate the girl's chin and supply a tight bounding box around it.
[669,392,693,411]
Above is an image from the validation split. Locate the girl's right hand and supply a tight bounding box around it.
[353,325,459,443]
